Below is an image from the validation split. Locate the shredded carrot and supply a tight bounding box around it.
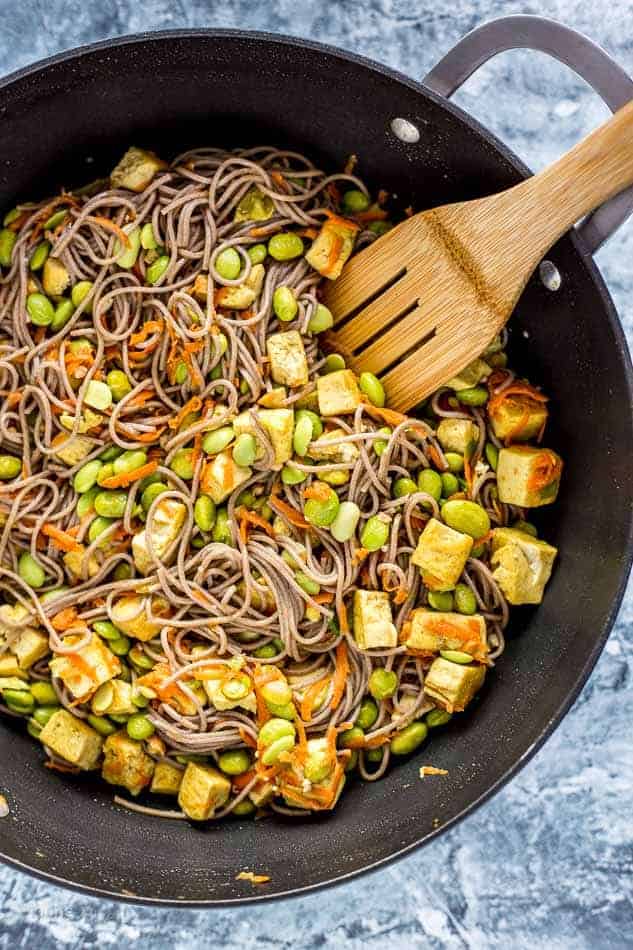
[300,675,330,724]
[297,227,318,240]
[50,607,80,631]
[377,189,389,206]
[236,871,270,885]
[249,225,271,238]
[330,641,349,710]
[236,506,276,544]
[343,154,357,175]
[427,444,444,469]
[271,171,288,192]
[326,182,341,204]
[87,215,130,247]
[125,389,155,409]
[168,396,202,430]
[526,449,563,492]
[237,730,257,752]
[129,320,163,347]
[294,714,309,764]
[233,769,257,791]
[362,401,408,428]
[312,591,334,605]
[354,207,389,223]
[321,233,344,279]
[66,652,97,681]
[303,482,331,502]
[116,425,165,443]
[352,547,369,565]
[99,460,158,489]
[6,391,22,409]
[41,523,82,553]
[44,760,80,774]
[268,495,311,529]
[419,766,448,777]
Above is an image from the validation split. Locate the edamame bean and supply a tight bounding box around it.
[94,491,127,519]
[194,494,216,532]
[215,247,241,280]
[390,721,428,756]
[113,450,147,475]
[454,583,477,615]
[295,571,320,596]
[307,303,333,334]
[273,286,297,322]
[93,620,121,641]
[202,426,234,455]
[457,386,488,406]
[428,590,454,611]
[253,644,277,659]
[267,232,303,261]
[3,689,34,715]
[442,499,490,539]
[259,718,295,747]
[444,452,464,473]
[26,293,54,326]
[304,483,340,527]
[129,645,155,671]
[88,516,115,543]
[261,679,293,708]
[33,705,59,727]
[359,371,385,407]
[73,460,102,494]
[484,443,498,471]
[109,636,131,657]
[356,698,378,730]
[342,189,370,213]
[146,255,169,285]
[51,298,74,331]
[360,514,390,551]
[140,222,157,250]
[170,447,195,479]
[99,446,123,462]
[293,414,313,457]
[232,800,256,817]
[393,477,417,498]
[218,749,251,775]
[368,220,392,235]
[141,482,168,512]
[0,455,21,480]
[513,519,538,537]
[426,708,452,728]
[339,726,364,749]
[323,353,346,373]
[281,464,306,486]
[106,369,132,402]
[174,361,188,385]
[368,668,397,700]
[96,464,114,487]
[232,433,257,468]
[440,650,474,665]
[296,409,323,439]
[346,751,358,774]
[18,552,45,588]
[43,209,67,230]
[113,562,133,581]
[417,468,442,501]
[212,507,232,544]
[85,714,116,736]
[0,228,17,267]
[261,734,295,765]
[330,501,361,543]
[31,681,58,706]
[373,426,391,457]
[441,472,460,497]
[29,240,51,272]
[71,281,93,310]
[3,208,21,226]
[126,713,155,740]
[247,243,267,264]
[365,747,385,763]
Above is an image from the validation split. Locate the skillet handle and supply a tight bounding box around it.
[423,14,633,254]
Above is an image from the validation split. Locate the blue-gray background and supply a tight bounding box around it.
[1,1,632,946]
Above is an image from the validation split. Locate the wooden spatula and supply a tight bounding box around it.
[324,100,633,411]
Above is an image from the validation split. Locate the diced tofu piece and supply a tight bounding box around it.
[200,450,252,504]
[489,394,548,443]
[39,709,103,770]
[151,761,183,795]
[353,590,397,650]
[49,632,121,700]
[295,388,319,412]
[191,273,209,303]
[215,264,265,310]
[258,387,287,409]
[305,214,359,279]
[110,594,168,642]
[59,409,103,433]
[411,518,473,591]
[0,676,31,691]
[51,432,94,465]
[424,657,485,713]
[178,762,230,820]
[490,527,558,605]
[436,419,479,456]
[0,603,48,669]
[0,655,26,678]
[102,732,155,796]
[93,679,136,716]
[202,672,257,714]
[63,547,100,580]
[266,331,309,388]
[110,147,167,192]
[317,370,361,417]
[249,779,275,807]
[136,662,198,716]
[233,408,294,466]
[404,609,488,661]
[308,428,359,463]
[132,498,187,574]
[13,626,49,669]
[42,257,70,297]
[497,446,563,508]
[234,186,274,223]
[446,358,491,391]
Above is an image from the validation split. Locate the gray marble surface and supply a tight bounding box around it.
[1,0,632,946]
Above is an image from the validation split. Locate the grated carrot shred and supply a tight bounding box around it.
[330,640,349,710]
[41,523,82,553]
[99,460,158,489]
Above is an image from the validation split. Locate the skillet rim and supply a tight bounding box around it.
[0,27,632,906]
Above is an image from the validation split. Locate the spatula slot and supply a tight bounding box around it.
[378,327,437,382]
[333,266,407,329]
[350,299,419,356]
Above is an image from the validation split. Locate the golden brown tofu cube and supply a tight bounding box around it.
[317,370,361,417]
[424,657,486,713]
[497,446,562,508]
[0,604,47,669]
[308,428,359,463]
[405,609,488,661]
[411,518,473,591]
[489,394,548,443]
[110,147,167,192]
[13,626,49,669]
[490,527,557,605]
[150,761,183,796]
[436,419,479,456]
[353,590,397,650]
[266,331,309,388]
[39,709,103,770]
[215,264,265,310]
[249,779,275,807]
[233,186,274,223]
[178,762,231,820]
[132,498,187,575]
[136,662,199,716]
[42,257,71,297]
[49,633,121,700]
[110,594,169,642]
[52,432,94,466]
[200,450,252,504]
[233,408,294,466]
[305,214,359,279]
[102,732,155,796]
[63,547,101,580]
[0,655,26,679]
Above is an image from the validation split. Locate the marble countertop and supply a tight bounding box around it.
[1,1,632,946]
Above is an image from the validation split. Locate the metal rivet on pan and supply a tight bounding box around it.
[539,260,561,291]
[391,118,420,143]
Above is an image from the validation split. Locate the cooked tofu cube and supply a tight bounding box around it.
[489,394,548,443]
[258,387,287,409]
[404,608,488,661]
[200,450,252,504]
[353,590,397,650]
[233,408,294,466]
[305,214,359,279]
[92,678,136,716]
[136,662,198,716]
[63,547,101,580]
[497,446,563,507]
[151,761,183,796]
[39,709,103,770]
[110,147,167,192]
[317,370,361,417]
[266,331,309,388]
[436,419,479,456]
[234,186,274,223]
[446,358,491,391]
[490,527,558,605]
[178,762,231,820]
[49,632,121,700]
[110,594,168,642]
[0,655,26,678]
[51,432,94,466]
[249,779,275,807]
[424,657,485,712]
[202,673,257,714]
[42,257,70,297]
[215,264,265,310]
[308,428,359,463]
[411,518,473,591]
[102,732,155,796]
[132,498,187,574]
[191,273,209,303]
[59,409,103,433]
[14,626,49,669]
[0,604,47,669]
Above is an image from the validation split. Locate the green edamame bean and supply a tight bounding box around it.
[273,286,298,323]
[93,620,121,641]
[426,708,452,728]
[368,668,397,700]
[113,450,147,476]
[43,209,67,231]
[170,447,195,479]
[26,293,55,326]
[428,590,454,611]
[3,689,34,715]
[440,650,474,665]
[346,750,358,773]
[365,746,385,763]
[339,726,364,749]
[73,459,102,494]
[232,433,257,468]
[457,386,488,406]
[513,519,538,537]
[359,372,385,408]
[368,220,392,235]
[296,409,323,439]
[140,222,158,250]
[87,714,117,737]
[293,414,313,457]
[247,243,267,264]
[50,298,74,331]
[212,507,232,544]
[0,455,21,480]
[26,719,41,739]
[261,734,295,765]
[126,713,155,740]
[441,472,460,497]
[215,247,242,280]
[29,240,51,272]
[174,361,188,385]
[304,483,340,527]
[109,636,131,657]
[393,477,417,498]
[194,494,216,533]
[88,516,115,543]
[146,255,169,285]
[31,681,58,706]
[356,698,378,730]
[99,446,123,462]
[330,501,361,543]
[3,208,21,226]
[281,464,306,486]
[323,353,346,374]
[141,482,168,512]
[71,281,93,310]
[295,571,320,596]
[267,232,303,261]
[454,583,477,615]
[444,452,464,474]
[33,705,58,727]
[113,562,133,581]
[442,499,490,539]
[96,464,114,487]
[18,552,45,588]
[253,644,277,659]
[129,645,155,672]
[106,369,132,402]
[259,718,295,747]
[342,189,370,213]
[0,228,17,267]
[202,426,234,455]
[218,749,251,775]
[417,468,442,501]
[390,721,428,756]
[484,443,499,471]
[232,799,256,817]
[94,491,128,519]
[307,303,333,334]
[373,426,391,457]
[360,514,390,551]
